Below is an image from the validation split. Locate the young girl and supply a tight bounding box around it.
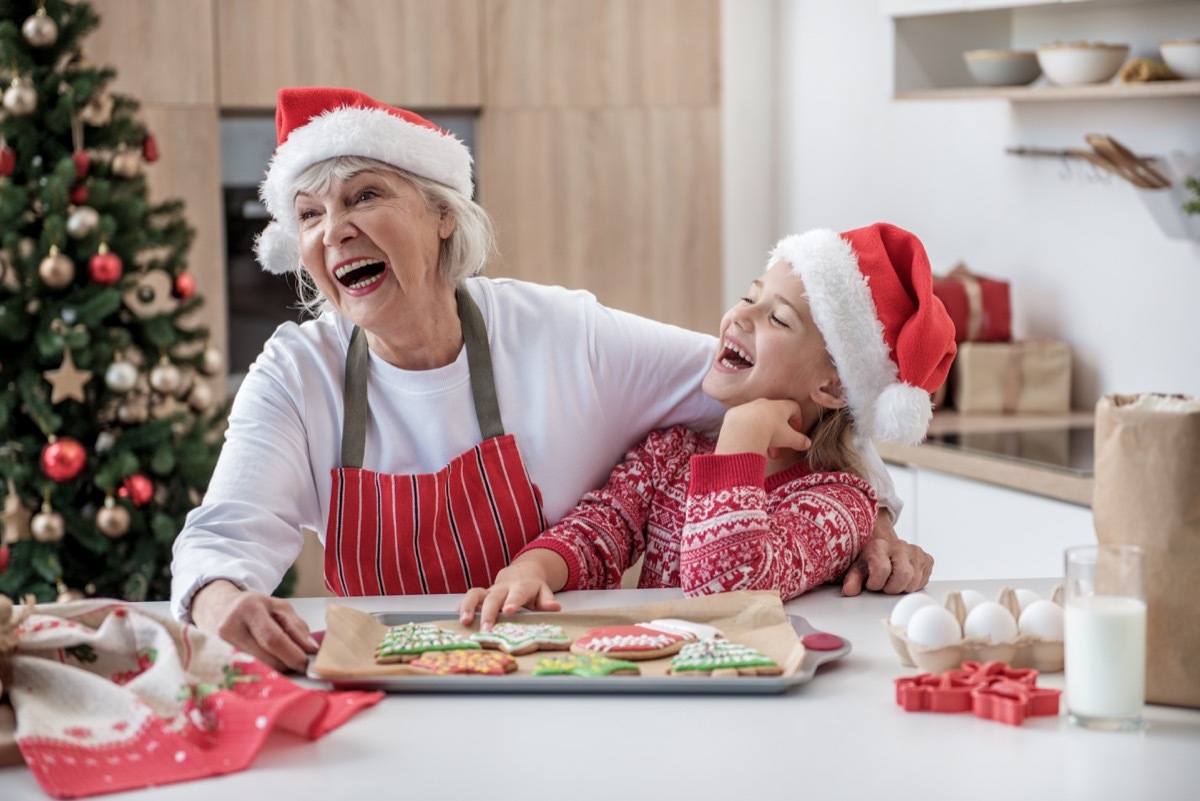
[459,223,956,627]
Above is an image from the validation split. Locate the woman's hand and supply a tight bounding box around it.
[190,580,319,673]
[840,511,933,595]
[714,399,812,459]
[458,551,568,630]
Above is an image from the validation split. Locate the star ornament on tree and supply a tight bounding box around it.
[44,345,93,403]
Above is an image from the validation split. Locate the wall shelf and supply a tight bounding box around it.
[896,78,1200,101]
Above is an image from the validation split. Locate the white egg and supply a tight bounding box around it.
[1018,600,1065,641]
[959,589,988,613]
[963,601,1019,643]
[889,592,937,627]
[1014,588,1042,611]
[905,605,962,648]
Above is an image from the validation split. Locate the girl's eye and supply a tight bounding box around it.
[770,314,790,329]
[739,296,753,305]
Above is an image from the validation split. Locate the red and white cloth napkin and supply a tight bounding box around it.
[2,598,382,799]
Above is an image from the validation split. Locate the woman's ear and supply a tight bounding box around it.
[438,209,457,240]
[811,377,848,410]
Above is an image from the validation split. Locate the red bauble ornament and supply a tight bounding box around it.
[41,437,87,482]
[70,184,89,204]
[173,271,196,300]
[142,133,159,163]
[118,473,154,507]
[0,543,9,573]
[0,145,14,177]
[88,248,123,285]
[72,150,90,179]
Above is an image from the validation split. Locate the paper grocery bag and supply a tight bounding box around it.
[1093,394,1200,708]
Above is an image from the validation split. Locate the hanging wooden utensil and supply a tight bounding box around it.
[1085,134,1172,189]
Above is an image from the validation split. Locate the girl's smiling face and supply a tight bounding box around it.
[294,168,452,328]
[702,261,842,414]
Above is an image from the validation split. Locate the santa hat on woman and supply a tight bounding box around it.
[770,223,956,446]
[254,86,474,275]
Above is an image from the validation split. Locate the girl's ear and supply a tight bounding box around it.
[810,377,848,410]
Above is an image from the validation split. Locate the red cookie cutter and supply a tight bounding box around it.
[894,660,1060,726]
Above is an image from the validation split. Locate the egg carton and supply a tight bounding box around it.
[884,586,1064,674]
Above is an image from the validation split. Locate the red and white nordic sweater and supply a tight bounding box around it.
[518,425,877,601]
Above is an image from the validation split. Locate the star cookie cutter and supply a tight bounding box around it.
[894,660,1060,726]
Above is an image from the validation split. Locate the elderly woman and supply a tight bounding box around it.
[171,87,930,672]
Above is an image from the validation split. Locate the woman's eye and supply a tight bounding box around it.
[297,209,317,221]
[356,190,377,203]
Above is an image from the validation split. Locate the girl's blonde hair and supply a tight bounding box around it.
[804,403,869,482]
[289,155,496,317]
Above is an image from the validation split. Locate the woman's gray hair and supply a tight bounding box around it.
[289,155,495,317]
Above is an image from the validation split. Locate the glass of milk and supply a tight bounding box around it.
[1064,544,1147,731]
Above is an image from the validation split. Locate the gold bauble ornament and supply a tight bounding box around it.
[149,361,183,394]
[104,360,139,392]
[3,78,37,116]
[0,250,18,292]
[22,7,59,47]
[201,347,223,375]
[56,588,85,602]
[31,508,66,543]
[38,247,75,289]
[110,149,141,178]
[116,397,149,425]
[67,206,101,239]
[188,381,214,412]
[80,90,113,126]
[96,500,130,539]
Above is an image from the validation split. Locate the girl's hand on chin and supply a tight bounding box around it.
[715,399,811,458]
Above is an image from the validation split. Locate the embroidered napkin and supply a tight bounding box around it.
[0,596,383,799]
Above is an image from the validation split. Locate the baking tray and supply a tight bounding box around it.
[307,612,850,695]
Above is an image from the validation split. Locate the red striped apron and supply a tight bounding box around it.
[324,288,547,596]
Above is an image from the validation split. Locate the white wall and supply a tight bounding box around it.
[723,0,1200,405]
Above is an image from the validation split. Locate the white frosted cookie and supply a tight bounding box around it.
[469,622,572,655]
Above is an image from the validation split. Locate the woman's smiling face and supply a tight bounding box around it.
[294,167,451,327]
[702,260,839,410]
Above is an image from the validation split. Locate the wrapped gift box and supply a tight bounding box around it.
[933,263,1012,344]
[952,340,1072,413]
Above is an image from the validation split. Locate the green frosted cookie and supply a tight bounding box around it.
[470,622,572,655]
[375,622,480,664]
[669,639,781,676]
[531,652,640,677]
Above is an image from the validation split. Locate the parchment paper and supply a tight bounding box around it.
[311,590,805,680]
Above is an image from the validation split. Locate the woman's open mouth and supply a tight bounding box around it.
[718,339,754,369]
[334,259,387,290]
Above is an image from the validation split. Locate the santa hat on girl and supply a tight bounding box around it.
[770,223,956,446]
[254,87,474,275]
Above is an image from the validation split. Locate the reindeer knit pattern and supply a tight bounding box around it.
[517,426,876,602]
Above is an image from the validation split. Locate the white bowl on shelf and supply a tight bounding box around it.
[963,49,1041,86]
[1161,38,1200,79]
[1036,42,1130,86]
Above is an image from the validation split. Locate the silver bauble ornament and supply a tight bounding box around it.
[149,362,182,394]
[67,206,100,239]
[116,398,149,425]
[79,91,113,126]
[3,79,37,116]
[104,360,138,392]
[38,251,75,289]
[56,588,85,602]
[200,347,223,375]
[31,509,66,543]
[111,150,141,178]
[22,9,59,47]
[96,502,130,539]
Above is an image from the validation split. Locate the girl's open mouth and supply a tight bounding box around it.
[718,339,754,369]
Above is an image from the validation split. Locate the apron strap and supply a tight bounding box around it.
[340,286,505,469]
[457,287,506,441]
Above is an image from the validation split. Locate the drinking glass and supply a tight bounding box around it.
[1063,544,1147,731]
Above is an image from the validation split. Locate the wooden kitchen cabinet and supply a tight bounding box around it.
[215,0,483,109]
[885,463,1096,581]
[889,0,1200,100]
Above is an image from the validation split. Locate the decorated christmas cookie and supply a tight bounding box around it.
[374,622,480,664]
[470,622,572,655]
[571,622,697,661]
[532,653,640,677]
[411,649,517,675]
[669,640,782,677]
[648,618,724,641]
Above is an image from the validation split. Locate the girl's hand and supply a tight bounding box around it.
[457,551,568,630]
[714,398,812,458]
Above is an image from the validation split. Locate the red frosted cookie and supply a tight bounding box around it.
[410,649,517,675]
[570,621,697,661]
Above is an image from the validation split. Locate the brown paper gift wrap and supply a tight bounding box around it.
[952,340,1071,413]
[1093,394,1200,709]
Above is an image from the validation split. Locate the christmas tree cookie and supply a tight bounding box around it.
[374,622,480,664]
[669,640,782,677]
[532,653,640,677]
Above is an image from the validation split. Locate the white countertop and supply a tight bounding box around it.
[3,580,1198,800]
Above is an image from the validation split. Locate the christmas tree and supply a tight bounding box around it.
[0,0,226,602]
